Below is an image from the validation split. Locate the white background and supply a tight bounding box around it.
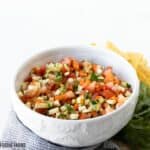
[0,0,150,137]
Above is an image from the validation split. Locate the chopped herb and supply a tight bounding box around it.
[73,84,78,91]
[73,80,79,91]
[58,113,67,119]
[60,85,66,93]
[91,100,100,111]
[90,72,99,81]
[55,72,62,82]
[121,82,131,88]
[127,83,131,88]
[91,100,97,105]
[84,92,91,99]
[65,104,75,113]
[20,82,28,92]
[47,102,53,108]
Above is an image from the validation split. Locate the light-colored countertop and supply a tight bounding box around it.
[0,0,150,138]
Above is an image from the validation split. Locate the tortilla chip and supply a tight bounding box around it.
[106,41,150,86]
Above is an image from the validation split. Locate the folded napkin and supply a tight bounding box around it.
[1,111,120,150]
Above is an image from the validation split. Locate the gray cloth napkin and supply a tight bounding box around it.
[1,111,120,150]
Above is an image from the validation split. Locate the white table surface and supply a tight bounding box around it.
[0,0,150,138]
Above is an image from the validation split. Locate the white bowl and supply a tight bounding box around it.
[11,46,139,147]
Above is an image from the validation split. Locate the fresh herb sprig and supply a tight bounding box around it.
[117,82,150,150]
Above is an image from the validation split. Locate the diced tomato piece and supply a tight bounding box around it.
[81,79,90,88]
[20,95,29,103]
[40,86,48,94]
[68,73,76,78]
[101,89,115,99]
[55,95,65,101]
[72,59,80,70]
[47,83,57,91]
[24,76,32,82]
[61,57,72,66]
[92,64,97,72]
[61,65,68,73]
[65,91,75,99]
[32,65,46,76]
[103,67,114,83]
[35,108,48,114]
[79,113,91,119]
[62,77,68,84]
[92,93,99,99]
[95,83,103,92]
[66,84,73,90]
[110,96,117,100]
[102,85,109,90]
[103,66,112,75]
[55,91,75,101]
[79,79,84,85]
[95,95,102,99]
[39,65,46,76]
[79,70,87,77]
[85,81,96,92]
[73,103,79,110]
[90,111,98,117]
[113,76,120,84]
[100,109,106,115]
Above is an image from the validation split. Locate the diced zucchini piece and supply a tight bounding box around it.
[48,107,59,115]
[70,113,79,120]
[53,100,60,106]
[107,99,116,105]
[60,105,67,112]
[35,102,49,109]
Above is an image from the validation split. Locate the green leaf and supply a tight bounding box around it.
[117,82,150,149]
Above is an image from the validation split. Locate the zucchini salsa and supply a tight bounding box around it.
[18,57,132,120]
